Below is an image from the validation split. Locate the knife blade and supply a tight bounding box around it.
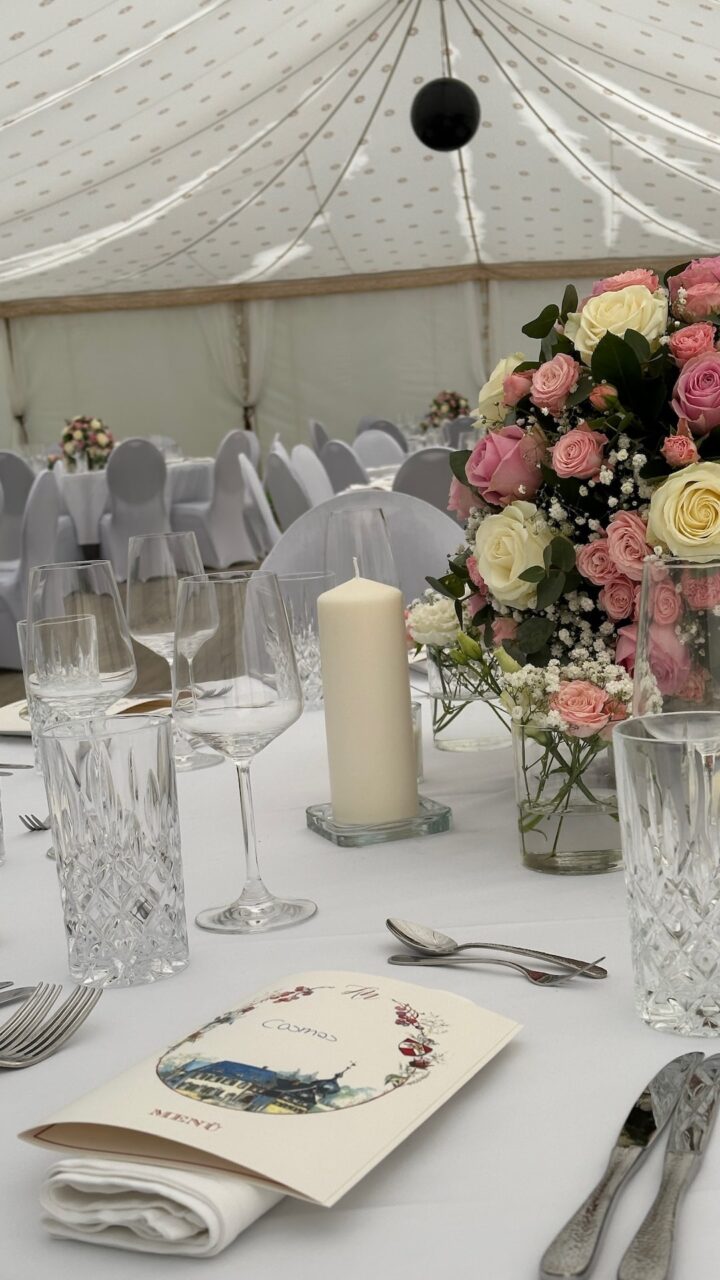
[617,1053,720,1280]
[0,762,33,769]
[540,1052,703,1280]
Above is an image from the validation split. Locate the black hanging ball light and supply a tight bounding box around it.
[410,76,480,152]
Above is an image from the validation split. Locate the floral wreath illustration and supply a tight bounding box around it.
[157,985,448,1114]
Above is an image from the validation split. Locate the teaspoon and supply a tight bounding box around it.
[386,917,607,979]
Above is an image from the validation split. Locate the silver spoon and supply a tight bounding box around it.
[387,952,603,987]
[386,917,607,979]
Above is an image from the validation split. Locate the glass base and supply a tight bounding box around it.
[434,731,508,752]
[74,954,189,988]
[306,796,452,847]
[175,747,224,772]
[523,846,622,875]
[196,896,317,934]
[637,993,720,1038]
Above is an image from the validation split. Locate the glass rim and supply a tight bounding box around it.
[614,711,720,743]
[275,570,336,581]
[181,569,274,585]
[41,713,170,743]
[29,559,113,573]
[642,556,720,571]
[127,531,199,546]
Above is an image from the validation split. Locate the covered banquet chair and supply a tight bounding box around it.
[392,446,454,514]
[238,454,280,555]
[264,451,311,531]
[0,452,34,560]
[99,438,170,581]
[237,429,261,471]
[171,430,256,568]
[353,430,405,469]
[320,439,369,493]
[309,419,330,455]
[354,418,408,452]
[290,444,334,506]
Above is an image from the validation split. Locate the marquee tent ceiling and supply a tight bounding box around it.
[0,0,717,300]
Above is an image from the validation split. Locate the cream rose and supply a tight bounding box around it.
[406,596,459,648]
[564,285,668,363]
[474,501,553,608]
[647,461,720,561]
[476,352,526,425]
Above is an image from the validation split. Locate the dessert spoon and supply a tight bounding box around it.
[386,917,607,979]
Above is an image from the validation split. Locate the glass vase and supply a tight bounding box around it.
[513,724,621,874]
[426,646,508,752]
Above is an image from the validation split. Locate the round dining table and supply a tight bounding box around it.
[55,458,215,548]
[0,702,716,1277]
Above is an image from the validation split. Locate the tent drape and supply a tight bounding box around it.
[243,301,274,431]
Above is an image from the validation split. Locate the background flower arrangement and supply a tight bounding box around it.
[55,415,114,471]
[421,389,470,432]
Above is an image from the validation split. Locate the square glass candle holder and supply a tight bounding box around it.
[306,796,451,847]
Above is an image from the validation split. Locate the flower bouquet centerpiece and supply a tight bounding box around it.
[432,257,720,873]
[421,390,470,433]
[59,416,114,471]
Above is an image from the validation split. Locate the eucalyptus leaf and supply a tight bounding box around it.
[540,329,559,361]
[550,536,576,572]
[518,565,545,583]
[566,374,593,408]
[522,303,560,339]
[622,328,651,363]
[590,332,642,407]
[449,449,472,484]
[536,569,566,611]
[426,574,465,600]
[663,261,690,286]
[560,283,578,320]
[516,615,554,654]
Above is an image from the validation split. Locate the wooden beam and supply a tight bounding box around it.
[0,255,691,316]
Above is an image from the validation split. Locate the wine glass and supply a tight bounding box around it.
[27,561,137,712]
[28,614,101,720]
[126,532,222,771]
[174,571,317,933]
[633,558,720,718]
[324,508,398,588]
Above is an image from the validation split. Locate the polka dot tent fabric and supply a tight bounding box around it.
[0,0,718,299]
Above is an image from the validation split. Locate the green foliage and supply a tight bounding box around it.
[549,536,576,572]
[590,332,643,407]
[560,284,578,321]
[449,449,472,484]
[522,303,560,339]
[663,261,690,286]
[426,573,465,599]
[516,615,554,654]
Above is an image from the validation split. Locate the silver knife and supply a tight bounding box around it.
[540,1053,702,1280]
[617,1053,720,1280]
[0,762,33,769]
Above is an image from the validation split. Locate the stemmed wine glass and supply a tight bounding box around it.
[26,561,137,712]
[174,570,317,932]
[324,508,398,588]
[126,531,222,771]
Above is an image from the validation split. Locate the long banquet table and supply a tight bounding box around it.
[1,703,717,1277]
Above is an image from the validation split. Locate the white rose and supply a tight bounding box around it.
[564,285,668,363]
[406,596,459,648]
[476,352,526,425]
[474,501,552,608]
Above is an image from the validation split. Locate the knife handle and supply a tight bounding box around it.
[540,1146,643,1279]
[617,1151,697,1280]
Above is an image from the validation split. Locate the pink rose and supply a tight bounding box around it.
[502,369,533,407]
[616,623,638,675]
[651,578,681,626]
[671,351,720,435]
[588,383,617,410]
[466,555,486,591]
[551,427,608,480]
[661,418,699,467]
[668,323,716,366]
[530,353,581,416]
[576,538,616,586]
[465,425,543,507]
[606,511,649,582]
[669,257,720,320]
[491,618,518,647]
[591,268,660,297]
[447,475,476,521]
[677,667,708,703]
[644,623,692,697]
[682,568,720,610]
[550,680,611,738]
[599,575,635,621]
[466,590,488,618]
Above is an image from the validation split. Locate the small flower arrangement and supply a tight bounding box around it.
[60,415,114,470]
[421,389,470,431]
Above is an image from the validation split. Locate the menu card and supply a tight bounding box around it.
[23,971,519,1208]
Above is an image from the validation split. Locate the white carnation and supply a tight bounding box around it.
[406,596,459,648]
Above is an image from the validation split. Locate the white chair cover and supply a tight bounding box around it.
[0,471,81,668]
[99,438,170,580]
[353,430,405,468]
[237,430,261,470]
[262,489,461,603]
[238,455,280,555]
[354,418,408,452]
[290,445,334,506]
[171,430,256,568]
[264,452,311,530]
[392,446,454,514]
[309,419,330,455]
[0,452,34,560]
[320,440,369,492]
[269,434,291,465]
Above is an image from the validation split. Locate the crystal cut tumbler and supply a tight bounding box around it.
[41,714,189,987]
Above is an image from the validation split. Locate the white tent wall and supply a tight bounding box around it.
[10,304,244,453]
[486,278,597,367]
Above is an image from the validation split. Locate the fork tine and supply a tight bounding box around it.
[0,984,61,1051]
[30,814,49,830]
[18,814,35,831]
[14,986,101,1057]
[546,955,606,987]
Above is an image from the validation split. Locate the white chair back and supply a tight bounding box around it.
[238,454,281,554]
[269,434,291,465]
[392,446,454,513]
[265,452,311,530]
[353,430,405,468]
[309,419,330,455]
[355,418,408,452]
[102,438,170,578]
[237,429,261,470]
[20,471,66,582]
[320,439,369,492]
[0,452,34,559]
[291,444,334,506]
[262,489,461,603]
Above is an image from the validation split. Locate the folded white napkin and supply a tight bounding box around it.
[40,1158,284,1256]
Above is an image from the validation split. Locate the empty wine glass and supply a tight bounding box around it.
[324,507,398,588]
[126,532,222,771]
[27,561,137,712]
[277,572,335,710]
[174,571,317,933]
[28,614,101,719]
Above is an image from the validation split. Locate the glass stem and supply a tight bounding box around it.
[235,761,272,905]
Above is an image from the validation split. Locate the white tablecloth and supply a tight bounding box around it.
[56,459,214,545]
[1,704,718,1277]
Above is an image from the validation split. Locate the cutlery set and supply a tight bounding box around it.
[0,982,101,1068]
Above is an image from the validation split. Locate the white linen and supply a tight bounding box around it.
[41,1159,282,1257]
[56,459,213,545]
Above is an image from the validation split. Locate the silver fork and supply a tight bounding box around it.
[0,983,63,1052]
[18,813,51,832]
[387,953,605,987]
[0,987,102,1068]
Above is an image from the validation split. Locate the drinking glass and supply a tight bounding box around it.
[277,572,334,710]
[17,618,60,770]
[28,614,101,720]
[174,571,316,933]
[27,561,137,712]
[42,714,189,987]
[126,532,222,771]
[633,557,720,716]
[324,508,398,588]
[615,712,720,1035]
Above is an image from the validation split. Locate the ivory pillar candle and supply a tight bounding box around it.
[318,575,418,825]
